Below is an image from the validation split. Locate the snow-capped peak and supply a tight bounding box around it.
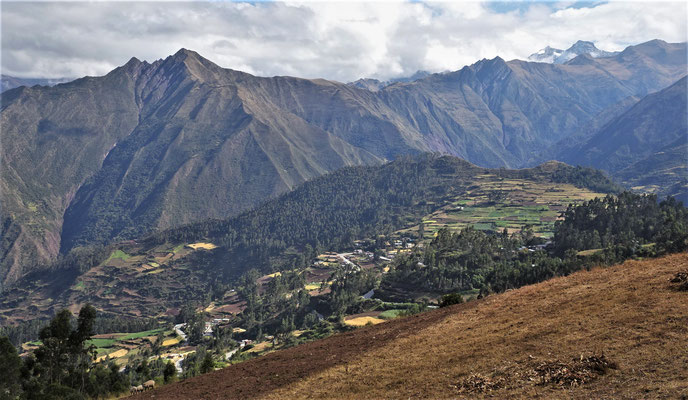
[528,40,618,64]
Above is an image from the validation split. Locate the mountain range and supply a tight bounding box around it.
[1,39,686,290]
[347,70,432,91]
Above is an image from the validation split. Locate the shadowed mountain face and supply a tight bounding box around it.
[0,40,686,288]
[558,76,688,201]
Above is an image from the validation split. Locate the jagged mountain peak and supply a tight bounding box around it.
[471,56,511,80]
[124,56,142,66]
[569,40,597,50]
[171,47,204,62]
[147,48,234,83]
[528,46,564,63]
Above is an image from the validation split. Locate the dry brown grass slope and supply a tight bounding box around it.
[136,253,688,399]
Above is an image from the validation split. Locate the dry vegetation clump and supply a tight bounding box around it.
[455,353,616,394]
[669,271,688,291]
[456,373,507,393]
[456,374,507,393]
[529,354,617,387]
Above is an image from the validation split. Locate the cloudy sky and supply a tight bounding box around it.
[1,1,686,82]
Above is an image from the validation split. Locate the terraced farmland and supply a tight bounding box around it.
[400,175,605,239]
[0,241,222,324]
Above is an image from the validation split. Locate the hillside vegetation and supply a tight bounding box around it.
[136,253,688,399]
[0,155,617,323]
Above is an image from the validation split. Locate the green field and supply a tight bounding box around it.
[378,309,403,319]
[118,328,164,340]
[87,338,116,348]
[105,250,131,263]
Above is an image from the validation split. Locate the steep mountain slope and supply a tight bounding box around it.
[136,253,688,399]
[557,76,687,199]
[614,141,688,202]
[0,66,145,287]
[1,40,685,288]
[59,51,380,252]
[0,51,381,287]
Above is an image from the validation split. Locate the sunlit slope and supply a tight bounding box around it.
[137,253,688,399]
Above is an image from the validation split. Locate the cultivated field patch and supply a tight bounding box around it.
[343,316,385,326]
[186,242,218,250]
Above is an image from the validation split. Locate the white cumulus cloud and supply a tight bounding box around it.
[1,1,686,81]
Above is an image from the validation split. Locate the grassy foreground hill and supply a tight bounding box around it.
[135,253,688,399]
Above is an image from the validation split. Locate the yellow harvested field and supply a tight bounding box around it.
[96,349,128,362]
[246,341,272,353]
[265,272,282,278]
[187,242,218,250]
[163,338,181,346]
[305,283,320,290]
[343,316,385,326]
[232,327,247,333]
[146,268,164,274]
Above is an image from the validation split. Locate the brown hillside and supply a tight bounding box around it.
[135,253,688,399]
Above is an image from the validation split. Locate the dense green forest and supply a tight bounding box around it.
[0,306,130,399]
